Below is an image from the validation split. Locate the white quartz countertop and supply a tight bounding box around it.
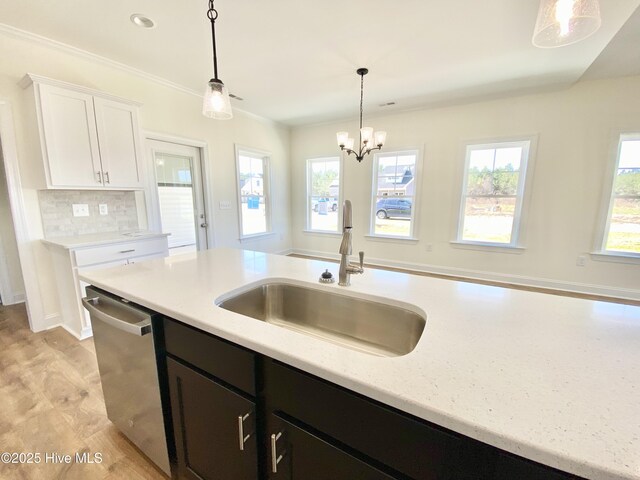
[79,248,640,480]
[42,231,170,249]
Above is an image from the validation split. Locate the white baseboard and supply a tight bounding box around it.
[290,248,640,301]
[275,248,294,256]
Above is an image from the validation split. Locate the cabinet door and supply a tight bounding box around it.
[93,97,143,188]
[267,414,394,480]
[167,358,259,480]
[38,84,103,187]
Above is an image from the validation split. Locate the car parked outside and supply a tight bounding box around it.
[375,198,412,219]
[312,197,338,212]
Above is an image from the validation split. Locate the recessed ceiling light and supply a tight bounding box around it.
[130,14,155,29]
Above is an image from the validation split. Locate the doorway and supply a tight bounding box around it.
[148,139,209,255]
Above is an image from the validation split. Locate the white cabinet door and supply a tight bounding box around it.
[93,97,143,188]
[38,84,104,187]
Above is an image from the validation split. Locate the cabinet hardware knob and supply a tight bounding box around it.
[270,431,284,473]
[237,412,251,451]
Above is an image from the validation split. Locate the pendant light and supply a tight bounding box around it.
[336,68,387,163]
[202,0,232,119]
[532,0,601,48]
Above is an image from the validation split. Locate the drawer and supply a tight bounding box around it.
[265,360,492,480]
[163,318,256,396]
[74,237,167,267]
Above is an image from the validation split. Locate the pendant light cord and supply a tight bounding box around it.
[358,71,364,149]
[208,0,219,80]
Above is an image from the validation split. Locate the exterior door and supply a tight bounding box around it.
[148,139,208,254]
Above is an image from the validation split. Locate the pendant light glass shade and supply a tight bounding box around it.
[532,0,601,48]
[203,78,233,119]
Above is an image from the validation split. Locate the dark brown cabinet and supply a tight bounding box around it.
[166,358,258,480]
[158,317,582,480]
[267,413,394,480]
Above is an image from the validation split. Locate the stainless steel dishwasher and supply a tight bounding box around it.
[82,286,171,476]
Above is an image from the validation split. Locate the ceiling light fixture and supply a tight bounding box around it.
[532,0,601,48]
[130,14,155,29]
[202,0,232,119]
[337,68,386,163]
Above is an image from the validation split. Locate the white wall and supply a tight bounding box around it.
[0,32,292,331]
[290,75,640,299]
[0,142,25,303]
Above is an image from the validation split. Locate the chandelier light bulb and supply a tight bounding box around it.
[337,132,349,147]
[374,131,387,147]
[360,127,373,144]
[345,138,355,151]
[555,0,574,36]
[203,79,233,119]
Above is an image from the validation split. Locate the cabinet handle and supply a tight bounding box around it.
[270,431,284,473]
[104,171,110,184]
[96,171,102,183]
[237,412,251,451]
[119,249,135,254]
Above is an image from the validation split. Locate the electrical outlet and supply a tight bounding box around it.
[72,204,89,217]
[99,204,108,215]
[576,255,586,267]
[219,200,232,210]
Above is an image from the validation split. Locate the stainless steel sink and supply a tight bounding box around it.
[216,282,426,357]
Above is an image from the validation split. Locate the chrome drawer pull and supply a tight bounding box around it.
[271,431,284,473]
[104,171,110,184]
[237,412,252,451]
[119,249,136,254]
[96,171,102,183]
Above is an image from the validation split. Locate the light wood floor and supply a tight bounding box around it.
[0,303,167,480]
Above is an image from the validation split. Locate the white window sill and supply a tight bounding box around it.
[303,229,342,237]
[239,232,275,242]
[590,251,640,265]
[364,234,419,243]
[450,240,525,254]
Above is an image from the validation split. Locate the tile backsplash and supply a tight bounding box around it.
[39,190,139,238]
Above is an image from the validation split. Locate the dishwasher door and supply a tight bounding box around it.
[83,287,170,476]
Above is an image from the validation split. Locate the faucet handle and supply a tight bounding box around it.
[358,251,364,269]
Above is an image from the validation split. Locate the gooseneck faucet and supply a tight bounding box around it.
[339,200,364,286]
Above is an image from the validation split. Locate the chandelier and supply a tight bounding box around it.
[202,0,233,119]
[336,68,386,162]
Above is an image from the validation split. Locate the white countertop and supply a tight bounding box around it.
[42,231,170,249]
[79,248,640,480]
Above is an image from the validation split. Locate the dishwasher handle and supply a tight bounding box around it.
[82,296,152,336]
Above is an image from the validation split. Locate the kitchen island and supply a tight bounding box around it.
[79,248,640,480]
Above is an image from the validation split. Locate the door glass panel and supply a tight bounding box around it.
[155,153,197,255]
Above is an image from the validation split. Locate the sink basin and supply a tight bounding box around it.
[216,281,426,357]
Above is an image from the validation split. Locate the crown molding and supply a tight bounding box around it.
[0,22,281,126]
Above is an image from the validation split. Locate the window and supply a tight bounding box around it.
[370,150,419,238]
[601,134,640,255]
[306,157,341,232]
[236,148,271,237]
[457,140,531,247]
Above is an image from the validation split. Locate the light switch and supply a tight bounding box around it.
[219,200,232,210]
[72,204,89,217]
[99,204,108,215]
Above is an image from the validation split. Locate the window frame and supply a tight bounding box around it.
[235,145,272,239]
[305,156,343,234]
[594,132,640,260]
[454,138,534,249]
[368,149,421,241]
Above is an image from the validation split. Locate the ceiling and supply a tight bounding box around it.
[0,1,638,125]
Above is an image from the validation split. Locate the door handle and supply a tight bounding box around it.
[200,223,208,228]
[237,412,251,451]
[270,431,284,473]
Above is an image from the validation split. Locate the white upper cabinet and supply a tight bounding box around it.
[38,84,103,187]
[21,74,144,190]
[93,98,142,188]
